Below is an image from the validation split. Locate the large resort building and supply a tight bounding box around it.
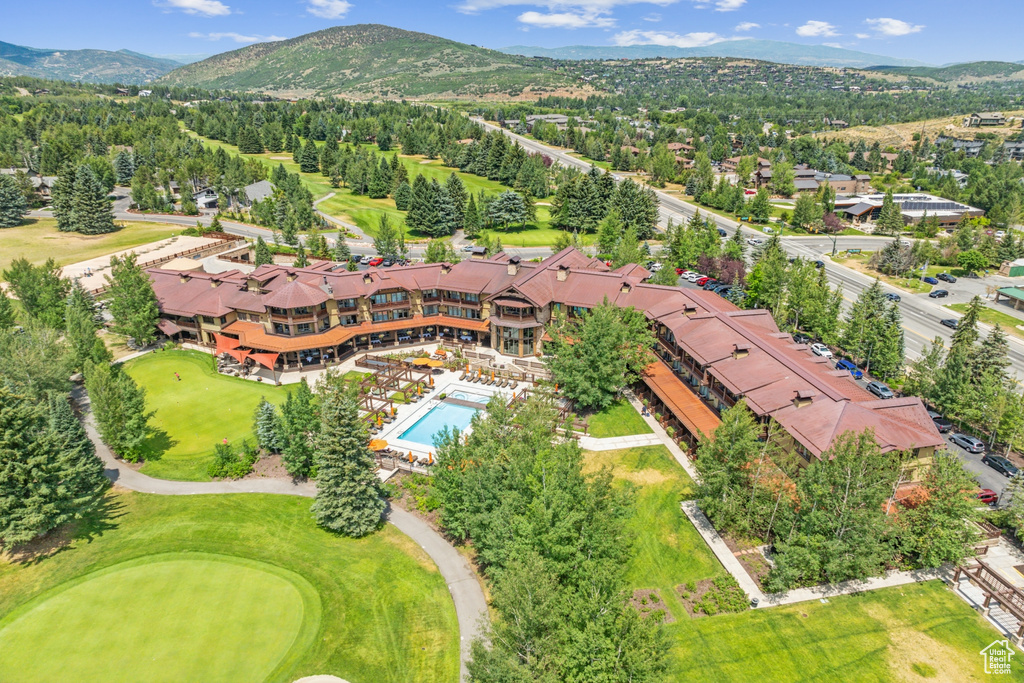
[149,247,944,477]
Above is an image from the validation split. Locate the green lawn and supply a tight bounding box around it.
[0,218,182,272]
[0,492,459,683]
[124,350,290,481]
[585,398,653,438]
[582,445,724,623]
[583,445,1017,680]
[834,253,934,293]
[948,303,1024,340]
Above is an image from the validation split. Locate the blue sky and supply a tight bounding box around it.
[3,0,1021,64]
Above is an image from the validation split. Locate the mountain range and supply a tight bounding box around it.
[499,40,931,69]
[156,24,570,99]
[0,41,179,84]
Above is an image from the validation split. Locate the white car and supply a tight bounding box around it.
[359,255,372,265]
[686,272,702,282]
[649,263,663,272]
[810,343,833,358]
[747,238,764,246]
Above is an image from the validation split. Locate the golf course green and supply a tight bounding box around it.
[0,554,316,683]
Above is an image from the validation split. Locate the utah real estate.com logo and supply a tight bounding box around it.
[981,640,1015,675]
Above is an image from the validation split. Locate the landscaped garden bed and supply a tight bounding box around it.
[629,588,675,624]
[676,576,750,617]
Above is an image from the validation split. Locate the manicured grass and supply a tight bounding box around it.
[476,207,595,249]
[948,303,1024,339]
[583,446,1017,680]
[582,445,724,622]
[667,581,1019,681]
[0,555,310,682]
[834,253,934,293]
[124,350,290,481]
[0,218,182,272]
[585,398,653,438]
[0,492,460,683]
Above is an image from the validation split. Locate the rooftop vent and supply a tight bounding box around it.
[793,389,815,408]
[732,343,750,359]
[556,265,570,282]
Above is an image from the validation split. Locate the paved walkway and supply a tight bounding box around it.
[73,388,487,681]
[577,433,663,451]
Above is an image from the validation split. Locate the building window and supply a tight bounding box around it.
[570,306,589,317]
[320,302,327,310]
[339,298,356,309]
[463,293,480,303]
[319,318,330,331]
[296,323,312,334]
[394,308,409,320]
[273,323,289,335]
[423,305,439,316]
[294,306,310,315]
[372,311,390,323]
[422,289,438,299]
[522,327,535,353]
[501,326,519,356]
[340,314,358,326]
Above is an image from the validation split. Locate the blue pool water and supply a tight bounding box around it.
[399,401,479,448]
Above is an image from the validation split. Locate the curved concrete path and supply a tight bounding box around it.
[74,389,486,682]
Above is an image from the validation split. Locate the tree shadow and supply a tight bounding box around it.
[1,493,126,566]
[139,427,175,462]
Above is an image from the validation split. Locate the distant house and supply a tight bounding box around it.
[1003,141,1024,162]
[666,142,694,153]
[935,136,986,158]
[115,88,130,96]
[242,180,275,206]
[835,192,983,228]
[824,118,849,129]
[139,90,153,97]
[964,112,1006,127]
[193,187,218,209]
[721,157,770,173]
[927,167,970,189]
[30,176,57,198]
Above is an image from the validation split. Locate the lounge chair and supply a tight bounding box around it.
[510,380,518,389]
[459,371,467,381]
[499,378,509,388]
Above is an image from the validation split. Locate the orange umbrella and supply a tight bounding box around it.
[428,452,434,464]
[369,439,388,451]
[430,376,434,387]
[417,384,422,396]
[427,359,444,368]
[408,451,414,463]
[391,406,396,416]
[412,357,431,366]
[490,371,495,381]
[377,415,383,427]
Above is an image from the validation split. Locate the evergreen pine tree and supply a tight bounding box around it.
[254,236,274,266]
[875,189,904,236]
[463,194,481,238]
[975,324,1011,384]
[113,150,135,184]
[83,362,149,463]
[300,142,320,174]
[393,181,413,211]
[293,243,309,267]
[444,173,467,232]
[65,284,99,371]
[311,380,384,536]
[51,164,78,232]
[405,174,431,232]
[280,378,317,477]
[47,392,108,516]
[367,159,390,199]
[253,398,283,453]
[332,235,351,263]
[70,164,116,235]
[0,290,15,330]
[0,174,28,228]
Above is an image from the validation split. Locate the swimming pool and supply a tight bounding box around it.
[399,401,479,448]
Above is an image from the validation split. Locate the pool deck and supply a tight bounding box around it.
[376,372,515,458]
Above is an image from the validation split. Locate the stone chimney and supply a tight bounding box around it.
[362,273,372,285]
[620,282,632,294]
[793,390,814,408]
[507,255,521,276]
[441,263,451,276]
[179,274,190,284]
[556,265,570,282]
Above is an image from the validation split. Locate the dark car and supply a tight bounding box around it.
[381,258,394,267]
[923,276,939,285]
[866,381,894,399]
[929,289,949,298]
[977,489,998,505]
[813,260,825,269]
[951,433,986,454]
[982,454,1018,477]
[885,293,902,302]
[717,227,727,237]
[940,318,959,330]
[702,280,721,290]
[927,410,953,433]
[937,273,957,283]
[793,333,813,345]
[835,359,863,379]
[716,287,732,297]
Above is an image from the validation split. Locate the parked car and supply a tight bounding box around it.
[717,228,728,237]
[810,343,833,358]
[461,245,475,252]
[923,276,939,285]
[694,276,711,286]
[747,238,764,246]
[675,267,686,275]
[976,489,998,505]
[714,286,732,297]
[368,257,384,267]
[649,263,663,272]
[813,260,825,269]
[929,289,949,299]
[940,318,959,330]
[927,410,953,433]
[885,292,902,302]
[937,272,957,283]
[686,272,702,282]
[359,255,372,265]
[793,333,813,344]
[951,433,986,454]
[866,381,894,399]
[982,454,1018,477]
[835,359,863,379]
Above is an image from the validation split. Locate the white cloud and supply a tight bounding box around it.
[518,10,615,28]
[711,0,745,11]
[734,21,759,32]
[189,31,286,43]
[865,17,924,36]
[822,42,843,49]
[157,0,231,17]
[796,20,838,37]
[643,12,662,21]
[855,33,871,39]
[306,0,353,19]
[613,29,728,48]
[459,0,678,14]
